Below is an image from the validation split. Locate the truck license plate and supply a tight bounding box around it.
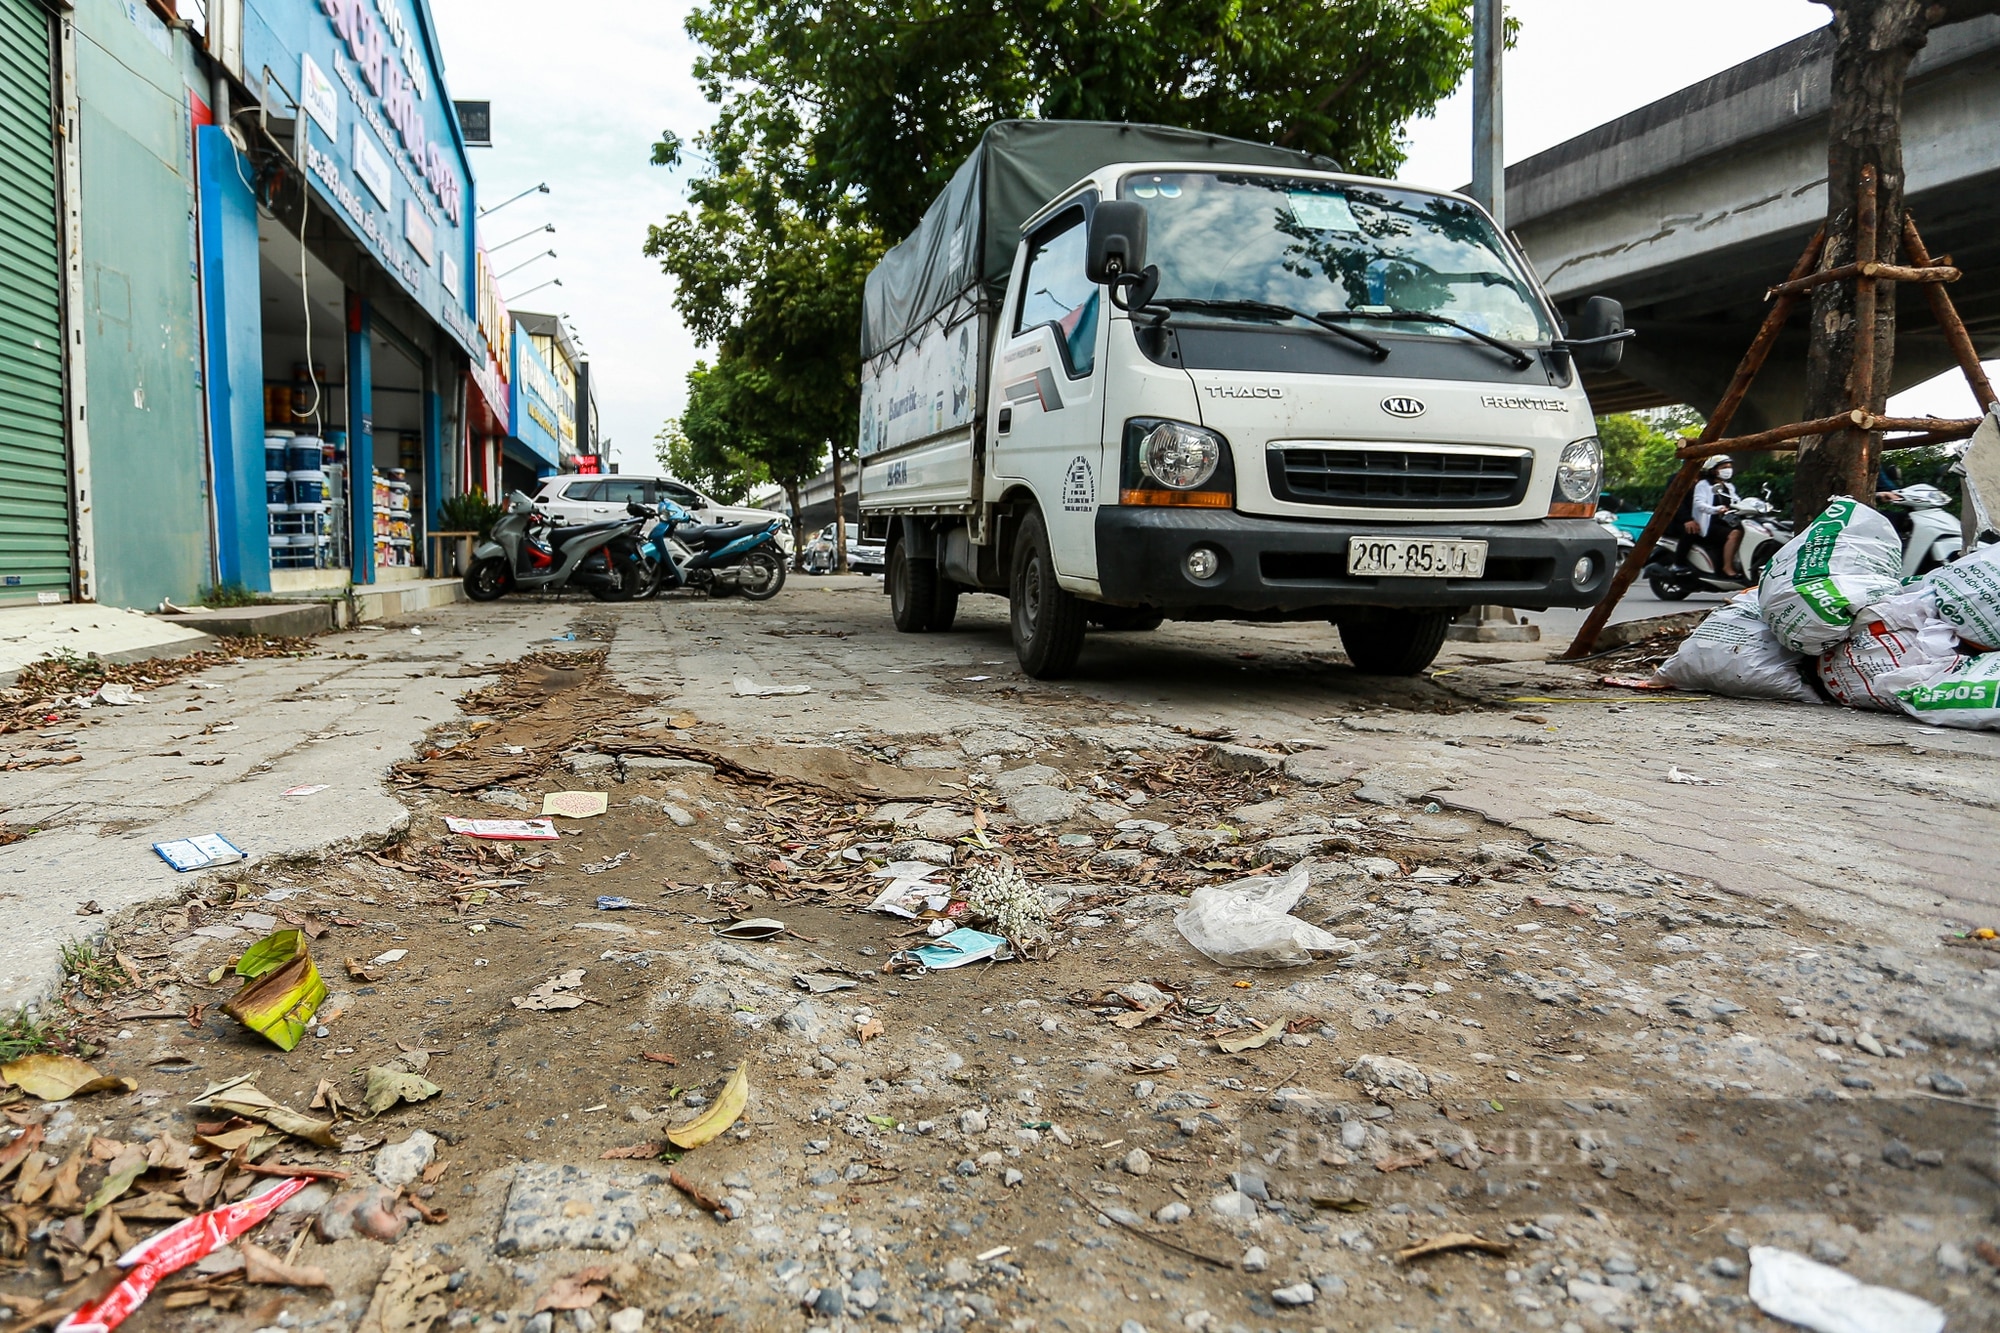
[1346,538,1488,578]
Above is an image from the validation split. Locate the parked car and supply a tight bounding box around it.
[533,474,793,554]
[801,524,885,574]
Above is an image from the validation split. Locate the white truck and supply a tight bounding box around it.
[858,120,1628,678]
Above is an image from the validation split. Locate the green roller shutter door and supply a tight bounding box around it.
[0,0,69,600]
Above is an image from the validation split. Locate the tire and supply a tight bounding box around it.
[464,557,511,601]
[1336,609,1451,676]
[889,541,938,632]
[736,547,786,601]
[1010,509,1087,678]
[1647,573,1695,601]
[930,577,960,632]
[1090,605,1165,632]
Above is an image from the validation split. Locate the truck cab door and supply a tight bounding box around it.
[990,204,1107,582]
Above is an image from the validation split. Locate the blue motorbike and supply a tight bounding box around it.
[629,500,788,601]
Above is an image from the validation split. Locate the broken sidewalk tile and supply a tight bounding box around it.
[733,677,811,697]
[220,929,326,1051]
[152,833,246,872]
[495,1164,663,1255]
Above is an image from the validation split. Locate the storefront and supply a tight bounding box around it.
[505,314,562,492]
[199,0,479,590]
[464,243,510,500]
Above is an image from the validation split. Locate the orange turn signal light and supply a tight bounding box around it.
[1547,500,1597,518]
[1119,489,1232,508]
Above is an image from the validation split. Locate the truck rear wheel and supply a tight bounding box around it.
[889,541,939,632]
[1336,610,1451,676]
[929,577,960,631]
[1010,510,1087,678]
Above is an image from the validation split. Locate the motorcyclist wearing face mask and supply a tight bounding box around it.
[1687,455,1742,578]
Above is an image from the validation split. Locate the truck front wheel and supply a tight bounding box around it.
[1336,610,1451,676]
[1010,510,1087,678]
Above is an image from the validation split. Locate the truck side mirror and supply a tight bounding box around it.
[1086,202,1148,284]
[1568,296,1628,373]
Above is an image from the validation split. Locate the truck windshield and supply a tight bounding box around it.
[1121,172,1552,345]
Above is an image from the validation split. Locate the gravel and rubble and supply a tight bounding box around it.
[0,589,1996,1333]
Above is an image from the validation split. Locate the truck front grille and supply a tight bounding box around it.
[1268,446,1530,509]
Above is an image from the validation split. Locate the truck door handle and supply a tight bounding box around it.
[997,405,1012,436]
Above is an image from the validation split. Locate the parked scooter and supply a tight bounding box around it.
[462,491,649,602]
[628,501,789,601]
[1645,491,1793,600]
[1877,483,1965,578]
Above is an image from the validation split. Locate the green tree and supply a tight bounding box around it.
[685,0,1482,235]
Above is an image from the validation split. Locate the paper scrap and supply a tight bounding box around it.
[445,817,558,841]
[542,791,609,819]
[153,834,246,872]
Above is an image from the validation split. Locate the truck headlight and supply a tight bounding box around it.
[1141,421,1223,490]
[1555,436,1603,504]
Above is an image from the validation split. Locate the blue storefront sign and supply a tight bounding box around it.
[510,327,564,471]
[242,0,478,355]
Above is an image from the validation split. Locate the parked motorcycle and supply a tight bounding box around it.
[462,491,649,602]
[1645,492,1793,600]
[1878,483,1965,578]
[628,501,789,601]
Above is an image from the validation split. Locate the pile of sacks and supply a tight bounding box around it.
[1657,495,2000,728]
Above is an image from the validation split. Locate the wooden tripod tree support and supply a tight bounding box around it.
[1559,169,1999,660]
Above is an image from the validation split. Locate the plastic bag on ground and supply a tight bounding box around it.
[1174,864,1355,968]
[1746,1245,1944,1333]
[1816,604,1962,711]
[1654,592,1821,703]
[1892,651,2000,729]
[1759,497,1905,653]
[1922,540,2000,650]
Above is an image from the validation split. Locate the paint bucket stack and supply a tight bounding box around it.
[266,433,331,570]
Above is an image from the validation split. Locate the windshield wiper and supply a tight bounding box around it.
[1151,298,1389,361]
[1319,308,1534,369]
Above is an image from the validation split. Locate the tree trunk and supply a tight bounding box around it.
[783,480,804,568]
[832,445,849,575]
[1792,0,1934,524]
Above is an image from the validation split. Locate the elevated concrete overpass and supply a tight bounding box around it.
[1508,16,2000,432]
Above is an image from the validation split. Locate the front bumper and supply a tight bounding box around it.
[1093,508,1616,614]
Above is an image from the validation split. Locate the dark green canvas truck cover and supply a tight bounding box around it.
[859,120,1338,360]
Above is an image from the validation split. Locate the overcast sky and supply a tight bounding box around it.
[428,0,1986,472]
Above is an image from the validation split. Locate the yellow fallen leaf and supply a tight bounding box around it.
[0,1054,135,1101]
[665,1059,749,1150]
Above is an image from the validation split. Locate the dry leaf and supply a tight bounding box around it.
[345,958,379,983]
[363,1067,442,1115]
[1375,1146,1440,1173]
[1109,1001,1171,1030]
[667,1167,725,1215]
[856,1018,884,1043]
[1215,1018,1285,1054]
[356,1245,451,1333]
[534,1265,615,1312]
[640,1052,678,1065]
[599,1143,664,1160]
[1395,1231,1512,1263]
[664,1059,749,1150]
[0,1124,43,1185]
[511,969,587,1011]
[242,1240,330,1287]
[48,1151,83,1210]
[1,1054,136,1102]
[189,1076,338,1148]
